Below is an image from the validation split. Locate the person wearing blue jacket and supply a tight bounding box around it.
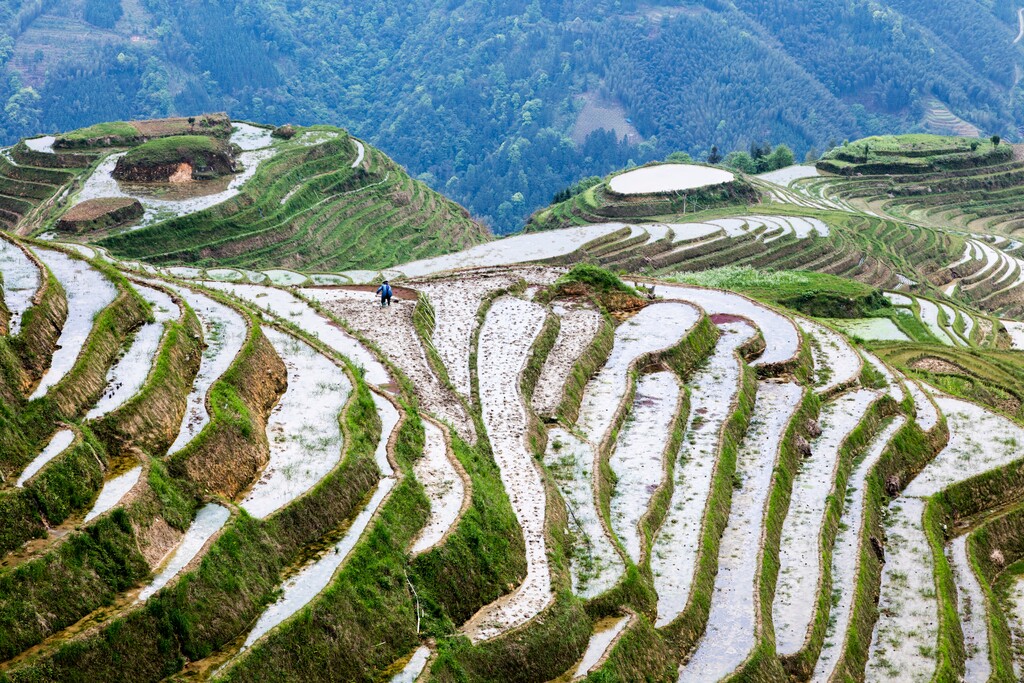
[376,280,393,307]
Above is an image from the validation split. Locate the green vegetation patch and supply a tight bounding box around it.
[819,134,1011,176]
[55,121,140,146]
[54,114,232,149]
[555,264,638,296]
[113,136,235,181]
[117,136,227,167]
[667,266,890,319]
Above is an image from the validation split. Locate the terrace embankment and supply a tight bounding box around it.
[55,198,143,234]
[112,136,237,183]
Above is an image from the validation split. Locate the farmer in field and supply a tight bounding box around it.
[376,280,393,307]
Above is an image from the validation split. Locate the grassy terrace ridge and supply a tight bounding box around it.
[521,196,988,325]
[112,136,235,181]
[96,131,491,272]
[0,154,74,232]
[817,134,1012,176]
[526,164,759,233]
[802,134,1024,258]
[52,113,233,149]
[874,345,1024,422]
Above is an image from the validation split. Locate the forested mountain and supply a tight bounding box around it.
[1,0,1023,232]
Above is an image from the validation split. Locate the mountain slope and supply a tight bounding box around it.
[95,129,490,271]
[1,0,1023,235]
[1,119,490,271]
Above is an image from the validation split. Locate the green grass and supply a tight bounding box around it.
[555,264,638,296]
[820,134,1010,176]
[116,135,229,170]
[98,135,489,272]
[666,266,873,300]
[56,121,139,144]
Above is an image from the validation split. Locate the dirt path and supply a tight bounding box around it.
[302,287,475,441]
[408,267,559,401]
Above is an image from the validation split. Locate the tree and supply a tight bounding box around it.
[83,0,124,29]
[4,87,41,132]
[767,144,795,171]
[723,151,756,174]
[707,144,722,164]
[992,134,1002,147]
[188,116,195,132]
[666,151,693,163]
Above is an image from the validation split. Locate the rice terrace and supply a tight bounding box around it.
[7,113,1024,683]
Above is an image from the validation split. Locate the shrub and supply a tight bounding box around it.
[556,264,637,295]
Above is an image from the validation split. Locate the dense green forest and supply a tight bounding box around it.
[1,0,1022,232]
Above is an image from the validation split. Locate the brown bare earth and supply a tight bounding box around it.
[168,163,193,184]
[909,356,967,375]
[59,197,139,222]
[130,113,232,138]
[137,517,181,569]
[56,198,143,234]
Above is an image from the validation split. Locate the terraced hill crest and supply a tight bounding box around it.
[5,122,1024,682]
[0,116,490,272]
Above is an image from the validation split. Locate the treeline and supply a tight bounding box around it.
[723,143,796,174]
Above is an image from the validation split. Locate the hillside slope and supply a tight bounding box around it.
[0,118,491,271]
[0,0,1022,232]
[6,143,1024,682]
